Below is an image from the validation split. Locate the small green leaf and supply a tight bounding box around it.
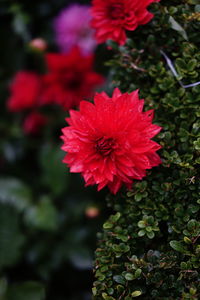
[170,240,190,254]
[138,221,146,228]
[134,194,142,202]
[24,196,58,231]
[40,144,68,196]
[131,291,142,297]
[187,59,197,71]
[147,231,155,239]
[113,275,125,285]
[0,178,31,212]
[135,269,142,278]
[195,5,200,12]
[102,293,115,300]
[92,287,97,296]
[125,273,134,281]
[103,222,113,229]
[176,58,187,71]
[138,230,145,237]
[110,212,121,222]
[169,16,188,40]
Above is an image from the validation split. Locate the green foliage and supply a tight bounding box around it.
[39,144,69,197]
[0,204,24,268]
[7,281,45,300]
[93,1,200,299]
[0,278,45,300]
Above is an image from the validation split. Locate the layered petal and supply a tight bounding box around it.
[91,0,159,45]
[61,88,162,194]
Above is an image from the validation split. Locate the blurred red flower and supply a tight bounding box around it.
[61,88,162,194]
[41,48,104,110]
[7,71,41,112]
[23,111,47,135]
[91,0,159,45]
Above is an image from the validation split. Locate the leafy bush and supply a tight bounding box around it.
[93,1,200,299]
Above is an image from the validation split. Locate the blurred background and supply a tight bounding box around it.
[0,0,111,299]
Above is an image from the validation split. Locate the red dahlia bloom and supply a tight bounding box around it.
[61,88,162,194]
[91,0,160,45]
[23,111,47,135]
[41,47,104,110]
[7,71,41,112]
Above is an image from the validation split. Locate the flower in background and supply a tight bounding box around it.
[23,111,47,135]
[91,0,160,45]
[7,71,41,112]
[29,38,47,52]
[85,206,100,218]
[61,88,162,194]
[54,4,96,55]
[41,47,104,110]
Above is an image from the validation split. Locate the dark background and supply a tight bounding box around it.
[0,1,110,299]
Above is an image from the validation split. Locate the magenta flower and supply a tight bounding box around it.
[54,4,97,55]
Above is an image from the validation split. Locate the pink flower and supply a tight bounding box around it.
[54,4,97,55]
[61,88,162,194]
[29,38,47,52]
[91,0,160,45]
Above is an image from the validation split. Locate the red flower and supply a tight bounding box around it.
[23,111,47,135]
[91,0,159,45]
[7,71,41,112]
[41,48,104,110]
[61,88,162,194]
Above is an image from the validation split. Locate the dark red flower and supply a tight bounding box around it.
[7,71,41,112]
[91,0,160,45]
[61,88,162,194]
[23,111,47,135]
[41,48,104,110]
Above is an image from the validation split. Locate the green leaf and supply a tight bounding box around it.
[0,278,7,297]
[10,5,30,43]
[131,291,142,297]
[103,222,113,229]
[138,221,146,228]
[168,16,188,40]
[24,196,58,231]
[176,58,187,71]
[0,204,24,268]
[134,194,143,202]
[102,293,115,300]
[125,273,134,281]
[194,138,200,150]
[7,281,45,300]
[147,231,155,239]
[195,5,200,12]
[135,269,142,278]
[92,287,97,296]
[40,144,68,196]
[113,275,125,285]
[170,240,190,254]
[0,178,31,212]
[110,212,121,222]
[138,230,145,237]
[187,59,197,71]
[188,0,200,4]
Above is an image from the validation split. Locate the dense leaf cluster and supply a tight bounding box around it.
[93,1,200,299]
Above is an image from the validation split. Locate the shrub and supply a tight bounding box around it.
[93,1,200,299]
